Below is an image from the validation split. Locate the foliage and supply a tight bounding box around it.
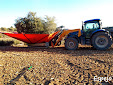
[8,27,14,32]
[13,39,21,45]
[55,25,64,31]
[0,26,16,32]
[14,12,57,34]
[43,16,57,34]
[7,26,17,32]
[0,37,24,45]
[0,27,7,31]
[0,34,2,38]
[0,40,14,46]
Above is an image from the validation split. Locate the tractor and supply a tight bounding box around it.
[65,19,112,50]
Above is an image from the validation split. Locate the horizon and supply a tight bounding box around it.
[0,0,113,29]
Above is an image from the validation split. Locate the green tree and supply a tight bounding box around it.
[55,26,64,31]
[14,12,57,34]
[14,28,17,31]
[43,16,57,34]
[8,26,15,32]
[1,27,7,31]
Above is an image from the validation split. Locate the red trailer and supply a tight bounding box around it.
[1,29,81,47]
[2,31,60,47]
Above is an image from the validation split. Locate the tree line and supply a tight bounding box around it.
[0,26,17,32]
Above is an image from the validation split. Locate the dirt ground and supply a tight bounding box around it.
[0,45,113,85]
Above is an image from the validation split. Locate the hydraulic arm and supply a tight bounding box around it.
[51,29,81,47]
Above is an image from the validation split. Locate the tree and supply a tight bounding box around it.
[14,12,57,34]
[1,27,7,31]
[43,16,57,34]
[8,26,15,32]
[55,26,64,31]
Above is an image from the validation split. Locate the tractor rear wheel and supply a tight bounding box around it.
[65,38,78,50]
[92,32,112,50]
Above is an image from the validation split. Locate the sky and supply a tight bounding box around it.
[0,0,113,29]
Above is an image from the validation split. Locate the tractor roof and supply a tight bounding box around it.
[84,19,101,23]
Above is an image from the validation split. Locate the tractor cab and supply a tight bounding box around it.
[82,19,102,38]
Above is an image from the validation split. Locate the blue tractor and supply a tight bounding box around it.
[65,19,112,50]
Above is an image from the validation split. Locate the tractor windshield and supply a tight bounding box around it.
[84,22,99,32]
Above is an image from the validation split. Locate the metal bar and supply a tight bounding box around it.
[24,34,32,44]
[34,35,49,43]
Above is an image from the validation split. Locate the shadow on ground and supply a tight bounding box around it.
[0,45,113,57]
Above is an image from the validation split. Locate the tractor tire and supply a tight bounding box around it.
[65,38,78,50]
[91,32,112,50]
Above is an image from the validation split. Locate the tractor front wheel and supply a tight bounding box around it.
[65,38,78,50]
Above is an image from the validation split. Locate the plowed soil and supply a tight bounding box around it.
[0,45,113,85]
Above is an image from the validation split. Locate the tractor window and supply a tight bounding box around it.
[84,22,99,32]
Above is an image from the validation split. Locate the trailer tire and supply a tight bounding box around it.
[57,41,61,46]
[92,32,112,50]
[65,38,78,50]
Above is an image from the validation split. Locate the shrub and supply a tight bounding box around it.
[13,40,21,45]
[0,40,14,46]
[0,27,7,31]
[15,12,57,34]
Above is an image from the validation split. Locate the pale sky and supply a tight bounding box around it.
[0,0,113,29]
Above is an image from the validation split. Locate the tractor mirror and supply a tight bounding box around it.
[100,21,102,25]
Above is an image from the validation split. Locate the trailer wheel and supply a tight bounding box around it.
[92,32,112,50]
[65,38,78,50]
[57,41,61,46]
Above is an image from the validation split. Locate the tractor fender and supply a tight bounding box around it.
[91,29,108,39]
[65,32,80,43]
[90,29,111,46]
